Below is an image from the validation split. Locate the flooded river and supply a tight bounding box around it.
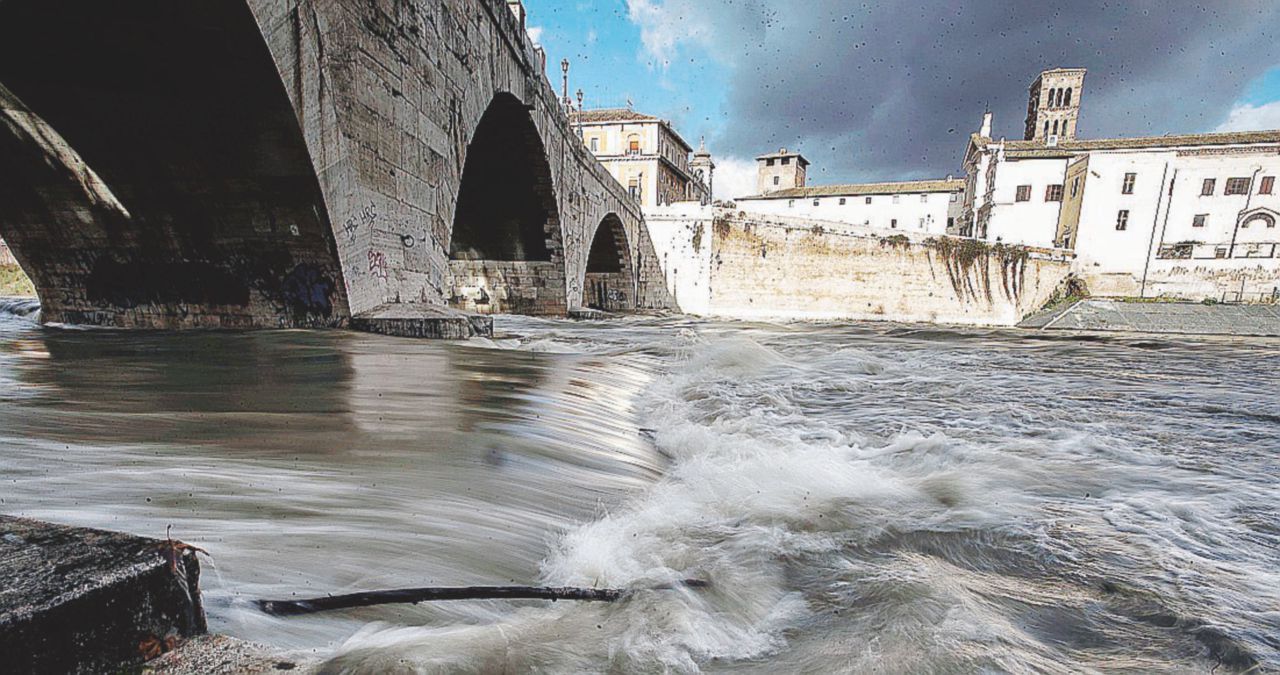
[2,299,1278,672]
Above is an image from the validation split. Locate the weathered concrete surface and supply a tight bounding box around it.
[1025,299,1280,336]
[0,516,206,674]
[0,0,675,331]
[352,303,494,339]
[650,208,1074,326]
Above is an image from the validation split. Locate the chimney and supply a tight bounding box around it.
[980,112,993,138]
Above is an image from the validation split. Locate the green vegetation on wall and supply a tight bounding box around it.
[924,237,1030,305]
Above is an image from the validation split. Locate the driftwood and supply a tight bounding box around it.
[257,580,709,617]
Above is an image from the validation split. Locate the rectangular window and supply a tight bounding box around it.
[589,137,599,152]
[1226,177,1251,195]
[1261,176,1275,195]
[920,194,928,203]
[918,217,926,228]
[781,157,791,165]
[1115,209,1130,231]
[1121,172,1136,195]
[839,198,847,205]
[865,197,872,204]
[891,219,898,229]
[1071,177,1080,198]
[1015,185,1031,202]
[892,195,900,204]
[1201,178,1216,196]
[788,199,795,208]
[629,140,640,154]
[1215,247,1228,259]
[1192,214,1207,228]
[766,158,775,166]
[950,192,959,202]
[1045,184,1064,202]
[773,176,780,186]
[813,199,820,206]
[947,217,955,228]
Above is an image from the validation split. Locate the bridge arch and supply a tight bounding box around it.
[0,1,348,328]
[582,214,636,312]
[447,92,567,316]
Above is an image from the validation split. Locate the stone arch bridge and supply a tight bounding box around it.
[0,0,674,335]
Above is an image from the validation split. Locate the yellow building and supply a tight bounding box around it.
[571,108,712,209]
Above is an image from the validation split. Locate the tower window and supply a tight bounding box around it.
[1226,177,1252,195]
[1045,184,1064,202]
[1122,172,1136,195]
[1201,178,1216,196]
[892,195,900,204]
[1052,120,1059,135]
[773,176,780,186]
[1115,209,1130,231]
[766,158,775,166]
[1016,185,1032,202]
[1044,121,1050,137]
[813,199,820,206]
[865,197,872,204]
[1192,214,1207,228]
[788,199,795,208]
[891,219,898,229]
[1071,177,1080,197]
[1064,88,1072,106]
[839,198,847,205]
[1260,176,1275,194]
[781,157,791,165]
[920,194,928,203]
[589,137,599,152]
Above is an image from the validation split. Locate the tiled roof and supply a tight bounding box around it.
[570,108,660,124]
[974,130,1280,159]
[742,179,964,200]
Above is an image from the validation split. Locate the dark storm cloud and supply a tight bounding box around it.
[663,1,1280,182]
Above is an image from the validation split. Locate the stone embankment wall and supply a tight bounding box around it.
[649,207,1074,326]
[1081,261,1280,304]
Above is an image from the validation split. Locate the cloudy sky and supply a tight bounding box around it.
[530,0,1280,200]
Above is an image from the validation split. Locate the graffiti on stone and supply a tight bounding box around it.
[368,249,389,280]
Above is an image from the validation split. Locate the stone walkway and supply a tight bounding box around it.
[1022,299,1280,337]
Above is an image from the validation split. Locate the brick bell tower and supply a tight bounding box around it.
[1024,68,1085,144]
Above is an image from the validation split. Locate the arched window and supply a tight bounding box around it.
[1046,88,1056,107]
[1245,213,1276,229]
[1044,121,1050,137]
[1064,88,1073,106]
[1052,120,1060,135]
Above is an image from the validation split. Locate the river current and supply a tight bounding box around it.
[1,298,1278,673]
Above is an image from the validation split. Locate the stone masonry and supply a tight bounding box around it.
[0,0,674,331]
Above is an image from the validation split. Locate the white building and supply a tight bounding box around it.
[962,68,1280,300]
[571,108,712,209]
[736,150,964,235]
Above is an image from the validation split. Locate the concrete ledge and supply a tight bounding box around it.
[0,516,206,674]
[1021,299,1280,336]
[350,303,494,339]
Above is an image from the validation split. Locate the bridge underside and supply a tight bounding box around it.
[0,2,348,328]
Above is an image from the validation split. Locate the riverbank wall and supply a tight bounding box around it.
[646,205,1074,327]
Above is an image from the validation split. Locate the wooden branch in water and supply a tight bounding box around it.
[257,580,709,617]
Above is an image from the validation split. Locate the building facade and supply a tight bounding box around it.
[572,108,711,209]
[963,68,1280,300]
[737,151,963,235]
